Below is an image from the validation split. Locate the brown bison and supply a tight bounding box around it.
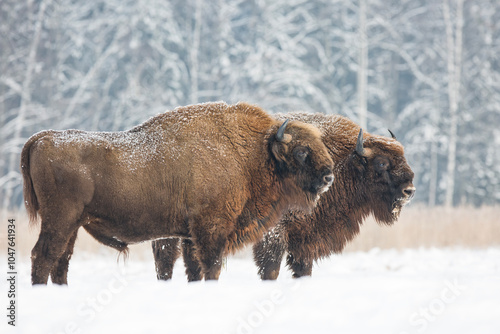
[152,112,415,280]
[21,102,334,285]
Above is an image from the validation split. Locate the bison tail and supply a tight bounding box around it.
[20,132,43,225]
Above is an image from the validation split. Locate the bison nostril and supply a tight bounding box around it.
[403,186,416,198]
[323,174,334,185]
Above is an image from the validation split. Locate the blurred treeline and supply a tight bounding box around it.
[1,0,499,209]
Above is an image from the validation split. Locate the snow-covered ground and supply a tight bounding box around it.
[3,247,500,334]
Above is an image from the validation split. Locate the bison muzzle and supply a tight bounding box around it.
[21,102,333,284]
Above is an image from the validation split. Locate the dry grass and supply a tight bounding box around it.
[1,205,499,263]
[344,205,500,252]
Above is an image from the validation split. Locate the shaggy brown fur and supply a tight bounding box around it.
[152,112,415,281]
[21,102,334,285]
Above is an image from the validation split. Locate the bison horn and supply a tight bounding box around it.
[276,119,290,142]
[356,128,366,156]
[388,129,397,140]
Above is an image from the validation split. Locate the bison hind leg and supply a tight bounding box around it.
[32,227,79,285]
[50,230,78,285]
[31,232,54,285]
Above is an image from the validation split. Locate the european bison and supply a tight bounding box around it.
[152,112,415,281]
[21,102,334,285]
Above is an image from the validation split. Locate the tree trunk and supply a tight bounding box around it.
[189,0,202,104]
[443,0,464,207]
[428,90,441,207]
[357,0,368,130]
[428,141,438,206]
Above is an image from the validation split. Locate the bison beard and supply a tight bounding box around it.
[21,102,334,285]
[152,112,415,281]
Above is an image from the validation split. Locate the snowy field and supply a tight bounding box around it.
[3,247,500,334]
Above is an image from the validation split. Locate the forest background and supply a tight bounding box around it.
[1,0,499,212]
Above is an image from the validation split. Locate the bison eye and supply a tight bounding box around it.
[374,157,390,172]
[293,147,309,164]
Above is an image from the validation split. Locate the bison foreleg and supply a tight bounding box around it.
[50,230,78,285]
[286,253,313,278]
[253,229,287,280]
[181,239,203,282]
[152,238,180,280]
[192,228,228,281]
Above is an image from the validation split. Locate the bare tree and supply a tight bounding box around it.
[2,0,49,210]
[443,0,464,207]
[357,0,368,129]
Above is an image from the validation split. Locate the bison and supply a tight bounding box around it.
[21,102,334,285]
[152,112,415,280]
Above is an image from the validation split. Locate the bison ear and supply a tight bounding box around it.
[272,141,288,163]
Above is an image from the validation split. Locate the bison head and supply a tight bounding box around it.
[270,120,334,210]
[352,129,415,224]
